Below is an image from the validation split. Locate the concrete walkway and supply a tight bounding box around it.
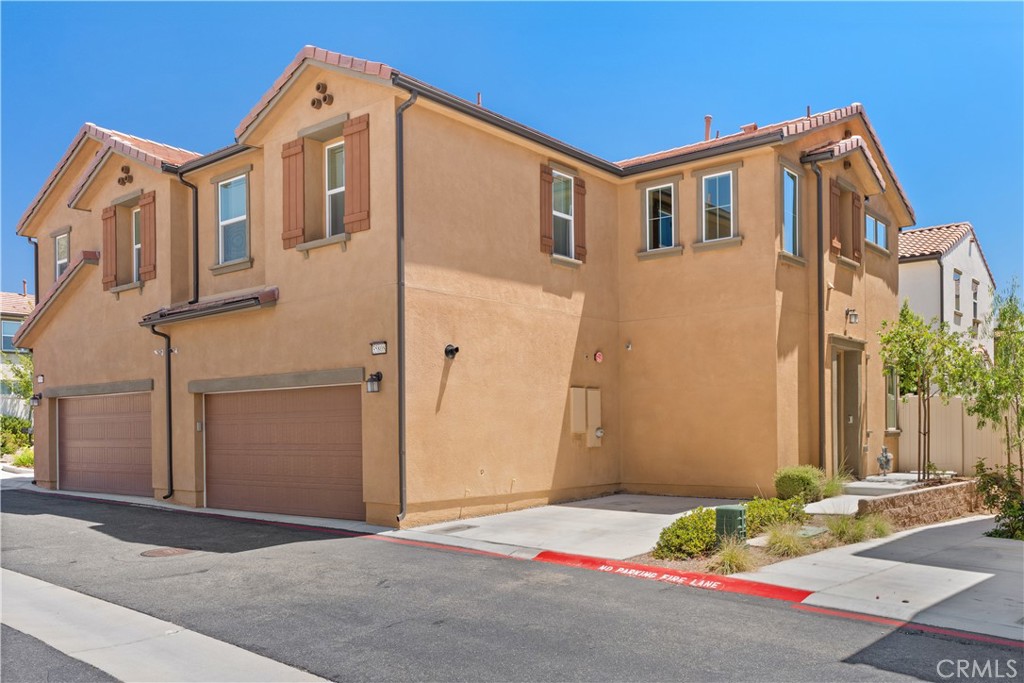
[2,569,325,682]
[732,516,1024,641]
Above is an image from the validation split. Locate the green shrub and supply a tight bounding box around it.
[974,461,1024,540]
[653,507,718,559]
[765,524,810,557]
[1,415,31,454]
[821,471,852,499]
[12,447,34,468]
[774,465,824,502]
[745,497,808,537]
[707,536,754,575]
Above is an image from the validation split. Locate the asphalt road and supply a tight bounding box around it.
[2,489,1020,682]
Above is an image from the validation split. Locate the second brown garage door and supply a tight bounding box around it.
[204,386,363,520]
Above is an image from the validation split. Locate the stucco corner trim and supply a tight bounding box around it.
[43,379,154,399]
[692,235,743,253]
[295,232,350,254]
[209,257,254,276]
[636,245,683,261]
[188,367,364,394]
[550,254,582,269]
[778,251,806,267]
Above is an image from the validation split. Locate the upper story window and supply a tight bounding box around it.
[782,169,799,255]
[218,175,248,264]
[646,185,674,250]
[326,142,346,237]
[132,208,143,283]
[55,232,70,279]
[2,320,20,352]
[829,178,863,263]
[702,171,733,241]
[552,170,574,258]
[953,270,962,314]
[866,213,887,249]
[972,279,980,319]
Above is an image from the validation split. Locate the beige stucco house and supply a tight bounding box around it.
[13,46,914,527]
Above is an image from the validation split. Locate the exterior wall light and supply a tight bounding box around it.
[444,344,459,359]
[30,393,42,407]
[845,308,859,325]
[366,371,382,393]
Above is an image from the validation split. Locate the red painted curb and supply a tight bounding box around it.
[533,550,814,602]
[792,604,1024,648]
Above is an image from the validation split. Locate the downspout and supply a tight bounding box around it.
[149,325,174,499]
[176,170,201,304]
[812,162,827,469]
[25,237,39,304]
[938,258,944,325]
[394,88,418,522]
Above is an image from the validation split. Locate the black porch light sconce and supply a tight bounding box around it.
[30,393,42,407]
[845,308,860,325]
[366,371,383,393]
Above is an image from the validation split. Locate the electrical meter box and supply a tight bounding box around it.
[715,505,747,540]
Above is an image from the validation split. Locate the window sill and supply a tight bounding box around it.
[550,254,582,269]
[210,257,254,276]
[778,251,806,267]
[692,235,743,253]
[295,232,350,257]
[836,254,861,271]
[865,241,891,257]
[110,281,143,300]
[636,245,683,261]
[884,428,902,436]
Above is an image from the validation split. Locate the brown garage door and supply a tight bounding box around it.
[204,385,363,520]
[58,393,152,496]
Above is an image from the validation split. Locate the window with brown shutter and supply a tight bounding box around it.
[138,191,157,281]
[539,165,554,254]
[573,177,587,263]
[281,138,305,249]
[102,206,117,290]
[829,177,841,256]
[851,192,863,262]
[342,114,370,233]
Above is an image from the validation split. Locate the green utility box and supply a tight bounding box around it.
[715,505,747,540]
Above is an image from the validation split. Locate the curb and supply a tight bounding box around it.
[1,464,33,474]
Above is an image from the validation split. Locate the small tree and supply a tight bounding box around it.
[879,302,978,481]
[6,353,34,401]
[963,283,1024,489]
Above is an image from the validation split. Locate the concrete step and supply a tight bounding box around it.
[843,479,924,497]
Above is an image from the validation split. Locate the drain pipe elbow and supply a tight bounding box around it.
[812,161,826,470]
[24,237,39,305]
[395,87,418,523]
[149,325,174,499]
[176,170,200,305]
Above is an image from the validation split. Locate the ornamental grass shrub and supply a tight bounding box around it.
[765,523,811,557]
[707,536,755,575]
[745,497,808,537]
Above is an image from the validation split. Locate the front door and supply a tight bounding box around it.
[832,349,862,478]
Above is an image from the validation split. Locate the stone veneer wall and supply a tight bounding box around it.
[856,480,980,528]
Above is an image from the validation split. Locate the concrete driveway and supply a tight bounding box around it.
[397,494,741,559]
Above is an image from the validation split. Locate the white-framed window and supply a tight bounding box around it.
[218,175,248,264]
[646,184,674,250]
[702,171,733,241]
[782,168,799,255]
[866,213,887,249]
[885,368,899,430]
[2,320,20,352]
[552,170,574,258]
[132,208,142,283]
[953,270,962,314]
[326,141,346,237]
[55,232,70,279]
[972,279,980,319]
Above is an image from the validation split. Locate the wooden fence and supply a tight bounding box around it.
[897,395,1008,474]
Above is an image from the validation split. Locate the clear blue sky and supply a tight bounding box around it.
[2,2,1021,296]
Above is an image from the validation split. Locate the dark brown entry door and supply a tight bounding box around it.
[204,386,364,520]
[58,393,152,496]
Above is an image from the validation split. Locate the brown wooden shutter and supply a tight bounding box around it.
[281,138,305,248]
[851,192,863,262]
[342,114,371,233]
[539,165,553,254]
[573,176,587,263]
[829,177,842,255]
[138,191,157,281]
[101,206,117,290]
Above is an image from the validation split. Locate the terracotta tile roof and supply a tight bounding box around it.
[235,45,395,141]
[16,123,201,235]
[12,251,100,348]
[899,222,996,287]
[0,292,35,317]
[140,287,279,325]
[803,136,886,190]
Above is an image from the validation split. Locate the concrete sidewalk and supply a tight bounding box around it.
[733,516,1024,641]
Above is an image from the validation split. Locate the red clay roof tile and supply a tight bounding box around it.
[0,292,35,317]
[899,222,996,287]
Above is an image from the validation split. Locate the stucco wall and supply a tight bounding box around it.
[940,238,995,358]
[899,259,941,323]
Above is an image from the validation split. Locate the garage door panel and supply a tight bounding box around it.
[58,393,152,497]
[205,386,363,520]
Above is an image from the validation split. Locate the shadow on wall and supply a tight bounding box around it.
[1,489,360,554]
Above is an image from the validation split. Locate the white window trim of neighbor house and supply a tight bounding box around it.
[2,320,20,353]
[54,231,70,279]
[131,207,142,283]
[325,140,346,238]
[885,368,900,433]
[215,173,250,271]
[551,169,574,259]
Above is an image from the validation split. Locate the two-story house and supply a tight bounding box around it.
[13,46,914,527]
[1,283,35,419]
[899,222,996,357]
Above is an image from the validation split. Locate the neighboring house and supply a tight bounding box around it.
[13,46,914,527]
[899,222,996,357]
[1,284,35,419]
